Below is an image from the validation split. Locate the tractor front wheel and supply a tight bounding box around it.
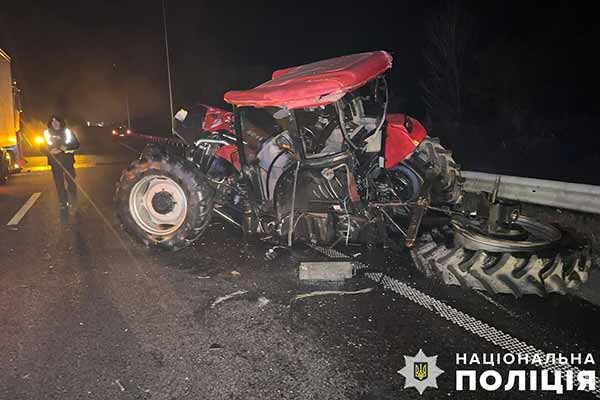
[115,147,213,250]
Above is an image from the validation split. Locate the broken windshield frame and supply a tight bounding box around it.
[336,75,389,151]
[233,75,389,164]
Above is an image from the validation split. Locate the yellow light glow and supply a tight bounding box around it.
[8,137,17,143]
[35,136,45,144]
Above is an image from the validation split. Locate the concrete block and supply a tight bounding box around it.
[299,261,353,281]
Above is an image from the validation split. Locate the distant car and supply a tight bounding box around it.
[111,126,133,138]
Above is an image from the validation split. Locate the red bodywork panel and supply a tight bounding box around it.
[384,114,427,169]
[215,145,241,171]
[202,106,239,170]
[201,106,238,170]
[216,114,426,172]
[224,51,392,109]
[201,105,235,134]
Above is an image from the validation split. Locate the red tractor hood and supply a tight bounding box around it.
[224,51,392,109]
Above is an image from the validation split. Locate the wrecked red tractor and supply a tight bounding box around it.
[115,51,591,297]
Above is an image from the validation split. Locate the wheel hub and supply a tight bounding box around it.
[129,175,188,236]
[378,164,423,203]
[452,215,561,253]
[152,190,176,214]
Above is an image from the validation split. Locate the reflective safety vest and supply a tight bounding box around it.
[43,128,79,153]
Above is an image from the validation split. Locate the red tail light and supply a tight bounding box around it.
[112,130,117,135]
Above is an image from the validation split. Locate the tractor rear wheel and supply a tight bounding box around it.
[409,136,463,205]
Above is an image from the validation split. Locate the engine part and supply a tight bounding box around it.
[278,212,337,244]
[374,163,423,204]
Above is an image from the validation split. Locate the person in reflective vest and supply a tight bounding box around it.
[43,115,80,210]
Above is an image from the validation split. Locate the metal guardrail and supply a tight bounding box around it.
[462,171,600,215]
[132,133,600,215]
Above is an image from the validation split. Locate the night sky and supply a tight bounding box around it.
[1,1,599,129]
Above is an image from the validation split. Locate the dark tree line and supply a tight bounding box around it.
[420,2,600,183]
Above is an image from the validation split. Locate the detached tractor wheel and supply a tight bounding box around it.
[409,136,463,205]
[410,219,592,297]
[115,146,213,250]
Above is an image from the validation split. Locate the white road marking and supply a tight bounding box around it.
[309,244,600,397]
[7,192,42,226]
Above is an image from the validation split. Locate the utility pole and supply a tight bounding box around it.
[126,90,131,130]
[162,0,175,135]
[113,63,132,129]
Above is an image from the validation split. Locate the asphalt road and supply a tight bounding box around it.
[1,132,599,399]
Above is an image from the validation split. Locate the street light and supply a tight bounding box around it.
[162,0,175,135]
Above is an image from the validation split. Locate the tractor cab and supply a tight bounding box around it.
[225,51,393,159]
[222,52,402,206]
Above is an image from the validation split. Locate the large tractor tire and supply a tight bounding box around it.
[409,136,463,205]
[410,227,592,297]
[405,137,593,297]
[115,145,214,250]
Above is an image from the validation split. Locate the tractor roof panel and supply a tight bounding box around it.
[224,51,392,109]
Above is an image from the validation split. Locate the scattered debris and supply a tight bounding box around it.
[115,380,125,392]
[352,252,362,258]
[210,290,248,308]
[209,343,224,350]
[299,261,353,281]
[257,296,270,307]
[265,246,288,260]
[293,287,374,301]
[230,270,241,277]
[196,276,211,279]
